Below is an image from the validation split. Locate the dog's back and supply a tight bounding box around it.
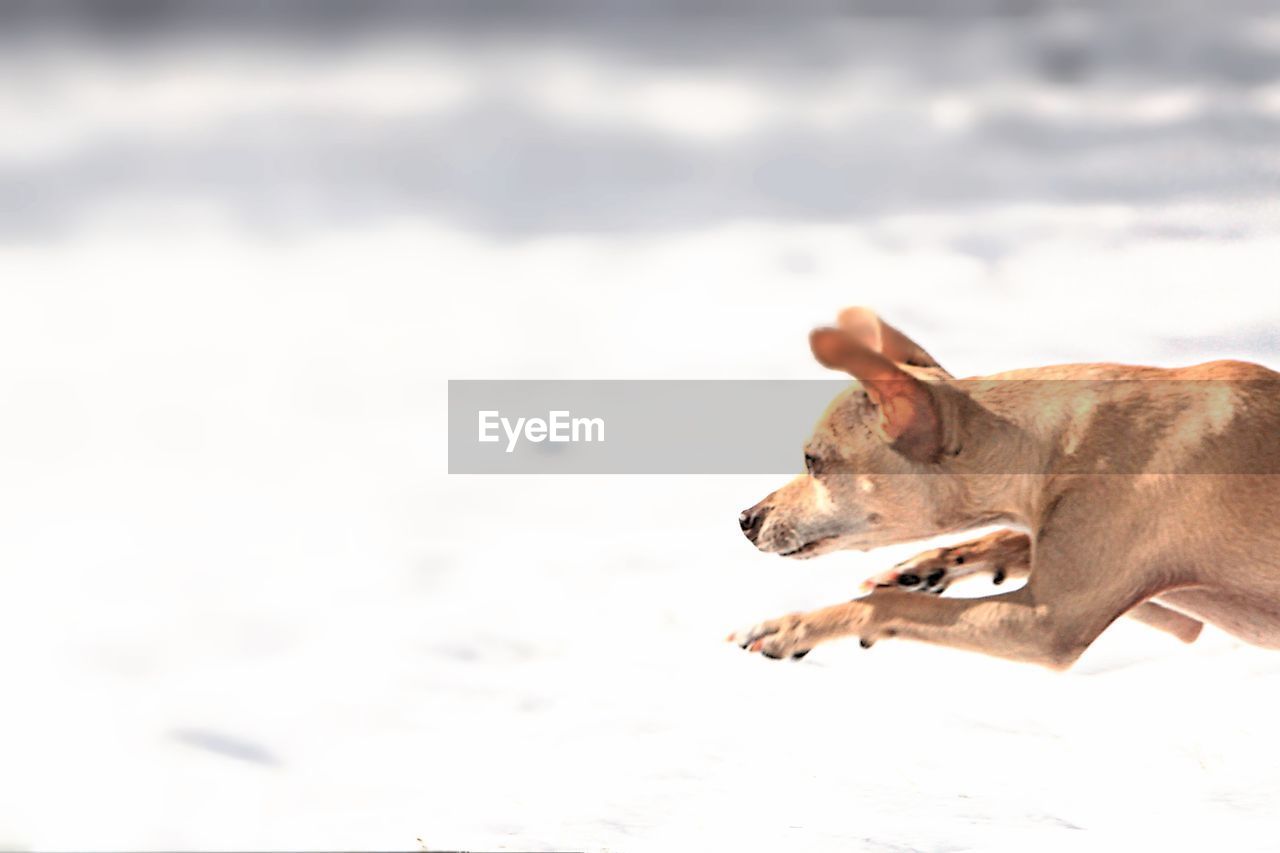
[969,359,1280,637]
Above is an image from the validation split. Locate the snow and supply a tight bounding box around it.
[2,11,1280,851]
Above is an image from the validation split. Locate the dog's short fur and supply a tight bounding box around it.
[730,308,1280,669]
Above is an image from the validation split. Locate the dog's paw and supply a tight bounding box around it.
[862,564,952,595]
[727,614,813,660]
[861,543,1014,597]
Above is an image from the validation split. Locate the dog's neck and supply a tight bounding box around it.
[931,386,1055,533]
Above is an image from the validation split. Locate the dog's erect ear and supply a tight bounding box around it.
[810,327,944,464]
[837,307,950,377]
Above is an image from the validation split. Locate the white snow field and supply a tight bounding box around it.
[2,8,1280,851]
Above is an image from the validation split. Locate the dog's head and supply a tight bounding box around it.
[740,308,979,559]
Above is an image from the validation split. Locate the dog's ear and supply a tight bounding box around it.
[810,327,944,464]
[837,307,950,377]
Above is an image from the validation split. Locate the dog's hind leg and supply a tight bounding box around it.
[1126,600,1203,643]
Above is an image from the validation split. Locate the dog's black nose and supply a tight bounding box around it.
[739,505,769,543]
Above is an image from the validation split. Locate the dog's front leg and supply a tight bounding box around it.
[865,530,1204,644]
[731,581,1145,670]
[863,529,1033,594]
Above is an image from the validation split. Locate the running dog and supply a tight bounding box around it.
[729,308,1279,669]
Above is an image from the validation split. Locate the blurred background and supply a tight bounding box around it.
[1,2,1278,850]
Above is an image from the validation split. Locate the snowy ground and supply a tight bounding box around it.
[2,7,1280,851]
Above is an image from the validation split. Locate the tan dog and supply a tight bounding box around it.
[730,308,1280,669]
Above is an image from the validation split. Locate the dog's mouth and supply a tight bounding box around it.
[778,537,837,559]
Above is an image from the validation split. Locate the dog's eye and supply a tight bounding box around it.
[804,453,821,476]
